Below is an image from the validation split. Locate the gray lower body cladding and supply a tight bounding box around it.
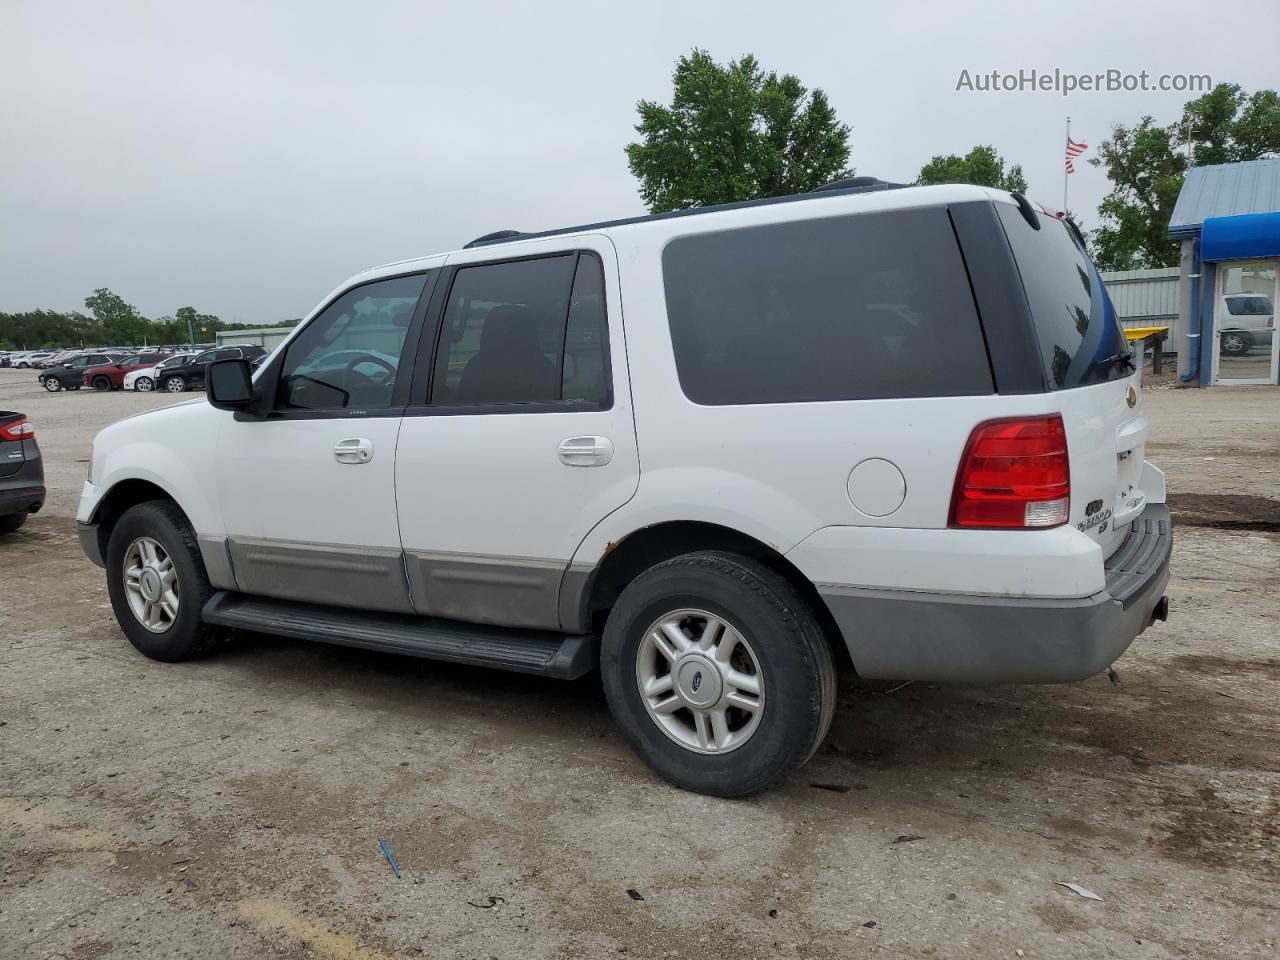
[820,504,1172,683]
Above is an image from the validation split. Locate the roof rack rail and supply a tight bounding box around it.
[811,176,907,194]
[465,229,526,249]
[460,176,912,251]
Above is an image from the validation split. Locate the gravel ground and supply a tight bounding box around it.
[1,368,1277,960]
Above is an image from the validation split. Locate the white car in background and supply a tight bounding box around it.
[124,353,196,392]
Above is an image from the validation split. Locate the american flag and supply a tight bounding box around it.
[1065,137,1088,174]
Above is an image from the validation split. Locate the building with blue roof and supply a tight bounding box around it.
[1168,158,1280,386]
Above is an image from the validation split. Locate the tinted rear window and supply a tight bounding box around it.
[997,206,1128,389]
[661,208,993,405]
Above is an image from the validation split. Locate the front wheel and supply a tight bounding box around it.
[105,500,221,661]
[135,376,154,392]
[92,375,111,390]
[164,376,187,393]
[43,377,61,392]
[601,552,836,797]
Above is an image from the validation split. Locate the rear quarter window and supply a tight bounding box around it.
[661,208,993,405]
[996,205,1128,389]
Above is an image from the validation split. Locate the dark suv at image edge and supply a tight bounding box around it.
[0,412,45,533]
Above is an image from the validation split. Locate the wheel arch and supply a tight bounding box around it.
[569,520,851,671]
[89,478,187,560]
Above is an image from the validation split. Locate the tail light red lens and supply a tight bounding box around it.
[950,415,1069,529]
[0,418,35,441]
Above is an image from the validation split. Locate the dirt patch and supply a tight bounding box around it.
[1156,786,1280,881]
[1031,901,1088,934]
[1173,654,1280,682]
[1168,493,1280,532]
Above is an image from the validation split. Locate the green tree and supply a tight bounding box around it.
[1090,118,1186,269]
[84,288,150,344]
[1091,83,1280,270]
[171,306,225,343]
[625,49,852,213]
[917,145,1027,193]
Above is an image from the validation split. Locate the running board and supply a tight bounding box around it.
[201,592,599,679]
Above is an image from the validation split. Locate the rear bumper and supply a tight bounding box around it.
[0,456,46,517]
[0,485,45,516]
[820,503,1172,683]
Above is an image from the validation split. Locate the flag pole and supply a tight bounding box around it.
[1063,116,1070,213]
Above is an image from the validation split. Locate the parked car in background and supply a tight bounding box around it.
[0,411,44,534]
[38,352,123,391]
[1218,293,1275,356]
[0,353,11,368]
[77,181,1171,797]
[125,352,197,392]
[152,345,267,392]
[35,351,77,369]
[13,352,55,369]
[82,355,157,390]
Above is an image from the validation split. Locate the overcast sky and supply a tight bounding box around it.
[2,0,1274,325]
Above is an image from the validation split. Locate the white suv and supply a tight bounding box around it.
[78,181,1171,796]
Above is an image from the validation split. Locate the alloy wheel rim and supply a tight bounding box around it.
[123,536,180,633]
[166,378,184,392]
[636,608,765,755]
[1224,334,1245,352]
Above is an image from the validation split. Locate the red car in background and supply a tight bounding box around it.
[82,354,163,391]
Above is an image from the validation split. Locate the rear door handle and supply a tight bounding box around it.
[334,437,374,464]
[558,435,614,467]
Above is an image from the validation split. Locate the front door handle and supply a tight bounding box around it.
[334,437,374,464]
[558,435,614,467]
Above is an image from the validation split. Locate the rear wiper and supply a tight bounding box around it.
[1093,351,1136,373]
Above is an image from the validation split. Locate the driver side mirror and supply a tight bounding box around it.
[208,358,255,411]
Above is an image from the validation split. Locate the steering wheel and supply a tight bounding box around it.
[341,353,396,384]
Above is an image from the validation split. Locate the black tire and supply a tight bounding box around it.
[135,376,154,392]
[92,375,111,390]
[164,376,187,393]
[43,377,61,392]
[105,500,221,662]
[601,552,836,797]
[0,512,28,534]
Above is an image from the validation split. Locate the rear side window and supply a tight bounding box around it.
[661,208,993,405]
[432,252,610,407]
[996,206,1128,389]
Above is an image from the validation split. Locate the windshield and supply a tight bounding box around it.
[997,205,1129,390]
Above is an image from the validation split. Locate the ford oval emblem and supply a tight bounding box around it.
[1126,385,1137,408]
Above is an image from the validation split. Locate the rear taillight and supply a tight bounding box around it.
[0,418,35,441]
[950,415,1069,529]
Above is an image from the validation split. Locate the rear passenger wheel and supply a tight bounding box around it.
[0,513,28,534]
[105,500,220,661]
[601,552,836,797]
[164,376,186,393]
[1221,332,1251,356]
